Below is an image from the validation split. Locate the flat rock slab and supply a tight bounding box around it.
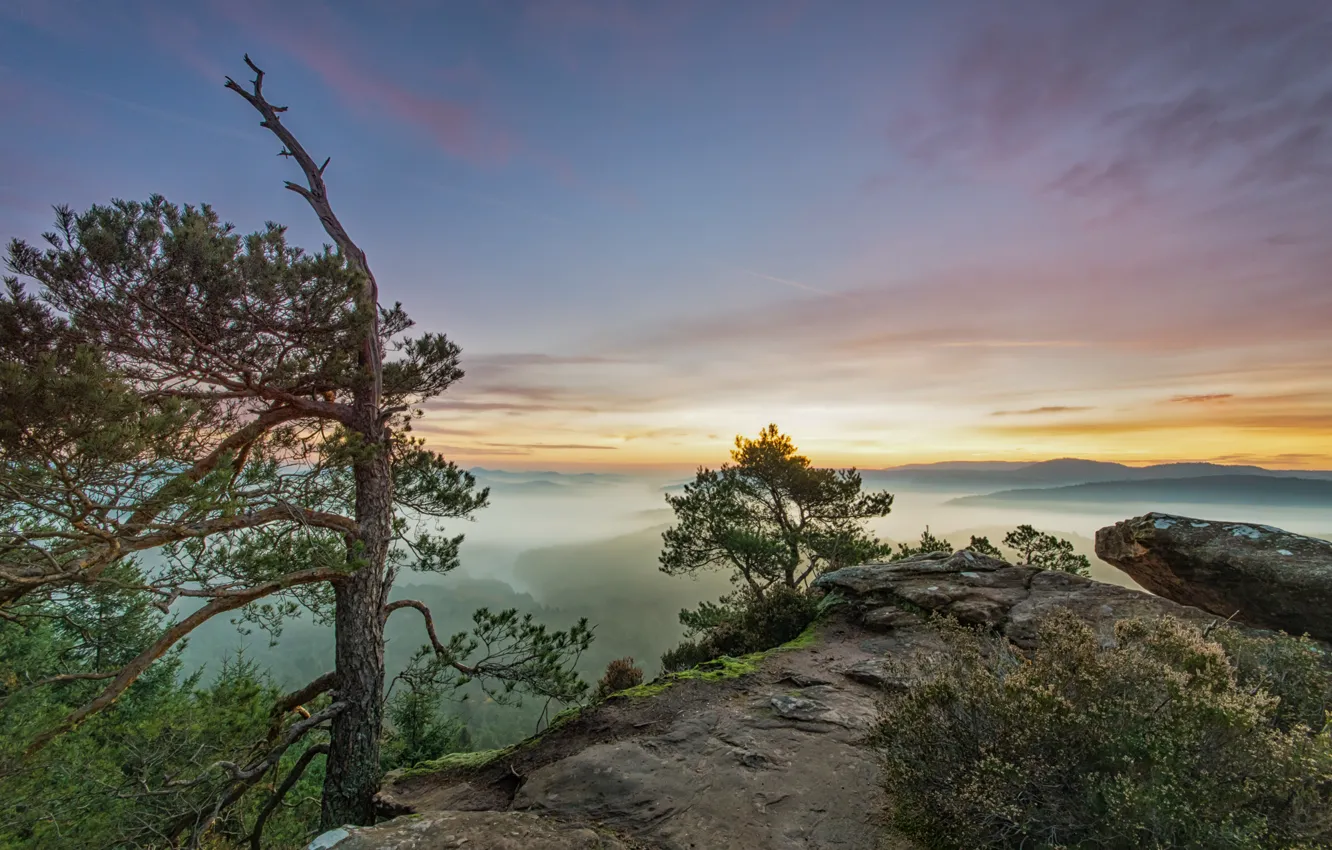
[375,618,929,850]
[1096,512,1332,641]
[306,811,628,849]
[512,670,887,849]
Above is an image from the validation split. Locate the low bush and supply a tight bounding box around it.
[869,611,1332,850]
[593,657,644,699]
[660,585,820,673]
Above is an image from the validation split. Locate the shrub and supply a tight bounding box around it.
[660,638,717,674]
[661,585,819,673]
[869,611,1332,850]
[594,657,644,699]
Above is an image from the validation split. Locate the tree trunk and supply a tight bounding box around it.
[321,411,393,827]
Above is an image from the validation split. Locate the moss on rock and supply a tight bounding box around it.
[612,621,824,700]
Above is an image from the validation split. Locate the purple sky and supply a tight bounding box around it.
[4,0,1330,469]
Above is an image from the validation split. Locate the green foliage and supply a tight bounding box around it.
[381,668,470,772]
[1002,524,1091,575]
[888,525,1089,575]
[662,585,820,673]
[965,535,1006,560]
[870,611,1332,850]
[438,608,594,706]
[2,193,592,829]
[889,526,953,560]
[0,570,324,849]
[660,425,893,597]
[1209,626,1332,733]
[660,638,719,674]
[593,657,645,700]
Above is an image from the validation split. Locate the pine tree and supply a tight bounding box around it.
[0,56,591,833]
[660,424,894,597]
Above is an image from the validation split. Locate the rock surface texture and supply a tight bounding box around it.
[1095,512,1332,642]
[306,811,629,849]
[814,549,1218,648]
[317,542,1267,850]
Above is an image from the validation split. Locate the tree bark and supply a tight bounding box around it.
[321,409,393,828]
[228,56,394,828]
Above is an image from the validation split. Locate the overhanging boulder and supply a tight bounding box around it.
[1095,512,1332,642]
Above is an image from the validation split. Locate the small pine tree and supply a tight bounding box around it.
[966,535,1007,561]
[1002,525,1090,575]
[661,425,894,597]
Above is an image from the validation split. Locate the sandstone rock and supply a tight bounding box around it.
[815,549,1214,648]
[361,543,1277,850]
[376,621,916,850]
[839,660,912,691]
[510,689,889,850]
[305,811,628,849]
[769,695,828,721]
[862,606,924,631]
[1095,512,1332,641]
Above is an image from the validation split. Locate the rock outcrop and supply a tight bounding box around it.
[813,548,1218,648]
[317,544,1272,850]
[1095,512,1332,642]
[372,625,908,850]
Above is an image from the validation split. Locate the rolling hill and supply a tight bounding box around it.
[947,474,1332,508]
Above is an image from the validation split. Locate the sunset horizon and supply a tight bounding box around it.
[5,0,1329,472]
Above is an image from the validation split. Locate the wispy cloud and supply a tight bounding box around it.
[935,340,1085,349]
[991,406,1093,416]
[216,0,514,166]
[480,441,618,451]
[890,0,1332,239]
[1171,393,1234,404]
[729,266,841,298]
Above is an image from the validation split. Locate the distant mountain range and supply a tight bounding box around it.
[464,459,1332,499]
[862,458,1332,491]
[948,474,1332,508]
[467,468,640,490]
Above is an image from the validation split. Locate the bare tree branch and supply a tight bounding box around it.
[179,701,344,846]
[267,671,338,743]
[247,743,329,850]
[383,598,475,675]
[226,54,383,405]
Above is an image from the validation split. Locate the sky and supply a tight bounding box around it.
[3,0,1330,471]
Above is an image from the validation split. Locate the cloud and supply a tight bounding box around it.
[1171,393,1234,404]
[1206,452,1331,467]
[729,267,841,298]
[890,0,1332,235]
[983,411,1332,438]
[991,406,1093,416]
[425,400,601,414]
[935,340,1086,349]
[215,0,514,166]
[0,0,517,166]
[480,442,618,451]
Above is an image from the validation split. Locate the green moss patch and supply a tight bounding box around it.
[395,747,510,779]
[612,621,824,700]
